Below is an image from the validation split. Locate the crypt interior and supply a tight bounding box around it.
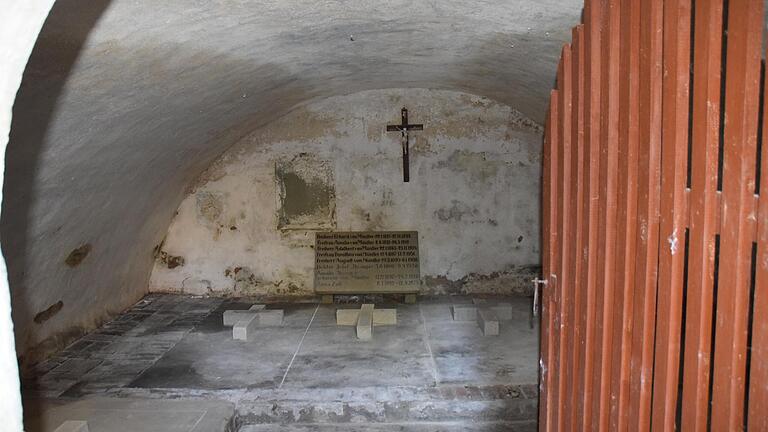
[1,1,580,430]
[6,0,768,431]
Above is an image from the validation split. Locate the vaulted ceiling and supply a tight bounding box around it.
[1,0,581,358]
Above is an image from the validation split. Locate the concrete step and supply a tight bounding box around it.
[233,384,538,427]
[239,421,536,432]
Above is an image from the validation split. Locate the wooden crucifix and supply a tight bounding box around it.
[386,107,423,182]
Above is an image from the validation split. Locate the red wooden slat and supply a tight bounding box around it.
[627,0,663,430]
[711,0,762,429]
[610,0,640,429]
[556,45,573,432]
[539,101,553,432]
[651,0,692,428]
[567,24,586,431]
[591,0,621,429]
[580,0,602,428]
[680,0,723,429]
[748,49,768,431]
[545,88,561,432]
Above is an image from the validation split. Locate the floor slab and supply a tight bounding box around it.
[22,294,539,431]
[23,397,234,432]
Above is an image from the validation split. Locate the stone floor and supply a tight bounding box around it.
[22,294,539,431]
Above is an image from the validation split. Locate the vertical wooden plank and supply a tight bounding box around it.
[539,100,553,432]
[575,22,594,427]
[580,0,602,427]
[748,47,768,431]
[610,0,640,429]
[680,0,723,429]
[549,57,568,431]
[567,24,586,431]
[545,89,561,431]
[592,0,621,429]
[556,45,573,432]
[628,0,663,429]
[711,0,763,429]
[652,0,692,428]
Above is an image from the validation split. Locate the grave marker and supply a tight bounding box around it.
[222,305,283,341]
[314,231,420,295]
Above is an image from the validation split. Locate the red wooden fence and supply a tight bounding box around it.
[540,0,767,430]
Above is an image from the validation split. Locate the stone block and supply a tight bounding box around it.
[404,294,417,304]
[373,308,397,325]
[223,310,258,327]
[257,309,284,326]
[477,307,499,336]
[232,314,259,341]
[249,304,266,311]
[491,303,513,320]
[336,309,359,326]
[471,299,513,320]
[337,308,397,326]
[356,304,374,340]
[54,421,89,432]
[452,305,477,322]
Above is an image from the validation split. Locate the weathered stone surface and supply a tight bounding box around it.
[256,310,284,326]
[490,303,514,320]
[233,314,259,341]
[356,304,374,340]
[451,305,477,322]
[25,397,234,432]
[223,310,258,327]
[336,308,397,326]
[25,294,538,431]
[477,307,500,336]
[472,299,514,320]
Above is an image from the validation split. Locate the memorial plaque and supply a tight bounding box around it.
[314,231,420,294]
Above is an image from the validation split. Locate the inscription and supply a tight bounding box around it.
[314,231,420,293]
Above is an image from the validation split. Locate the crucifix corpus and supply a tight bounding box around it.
[386,107,423,182]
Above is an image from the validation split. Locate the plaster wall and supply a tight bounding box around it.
[1,0,580,365]
[0,1,57,428]
[150,89,542,297]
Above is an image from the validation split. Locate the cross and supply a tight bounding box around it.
[336,304,397,340]
[386,107,423,182]
[222,304,284,341]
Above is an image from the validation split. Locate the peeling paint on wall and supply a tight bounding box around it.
[149,89,543,296]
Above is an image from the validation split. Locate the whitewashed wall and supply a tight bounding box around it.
[0,1,57,429]
[150,89,542,297]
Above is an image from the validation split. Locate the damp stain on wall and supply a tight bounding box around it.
[276,153,336,230]
[34,301,64,324]
[148,89,542,297]
[64,244,91,267]
[434,200,480,223]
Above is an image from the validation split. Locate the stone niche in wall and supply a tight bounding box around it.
[148,89,544,297]
[276,153,336,231]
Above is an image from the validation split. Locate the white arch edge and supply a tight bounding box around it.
[0,0,57,430]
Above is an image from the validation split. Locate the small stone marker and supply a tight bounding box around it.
[222,304,283,341]
[357,304,374,340]
[336,304,397,340]
[477,306,500,336]
[336,307,397,326]
[451,304,477,322]
[223,304,266,326]
[54,421,89,432]
[452,299,514,336]
[472,299,514,320]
